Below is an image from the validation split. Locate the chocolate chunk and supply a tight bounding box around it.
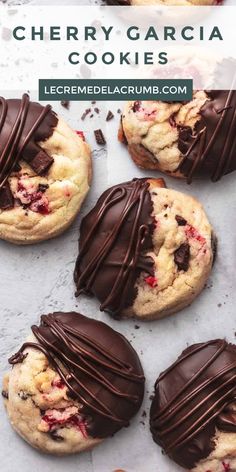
[174,243,190,271]
[94,129,106,145]
[29,150,54,175]
[150,339,236,469]
[106,110,114,121]
[1,390,9,399]
[0,183,14,209]
[132,101,141,112]
[81,108,91,121]
[49,431,64,442]
[175,215,187,226]
[38,183,49,193]
[60,100,70,110]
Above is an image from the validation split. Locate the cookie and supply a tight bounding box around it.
[0,94,91,244]
[150,339,236,472]
[119,91,236,183]
[74,177,215,320]
[2,312,144,454]
[107,0,218,5]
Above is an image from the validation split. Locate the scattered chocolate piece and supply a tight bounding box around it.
[38,183,49,193]
[174,243,190,271]
[106,110,114,122]
[81,108,91,121]
[49,431,64,442]
[94,107,100,114]
[117,109,121,114]
[91,101,96,105]
[1,390,9,399]
[0,183,14,210]
[90,114,94,118]
[94,129,106,146]
[175,215,187,226]
[60,100,70,110]
[28,150,54,175]
[134,325,140,330]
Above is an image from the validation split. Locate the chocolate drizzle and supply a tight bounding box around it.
[9,312,144,438]
[0,94,57,208]
[74,178,155,317]
[179,90,236,183]
[150,339,236,469]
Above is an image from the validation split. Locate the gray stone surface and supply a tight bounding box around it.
[0,98,236,471]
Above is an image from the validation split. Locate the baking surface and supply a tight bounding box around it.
[0,91,235,472]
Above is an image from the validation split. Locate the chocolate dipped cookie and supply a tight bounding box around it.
[2,312,144,454]
[150,339,236,471]
[0,94,91,244]
[119,91,236,183]
[74,177,215,320]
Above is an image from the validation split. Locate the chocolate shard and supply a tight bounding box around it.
[174,242,190,271]
[94,129,106,145]
[175,214,187,226]
[29,150,54,175]
[0,182,14,209]
[106,110,114,122]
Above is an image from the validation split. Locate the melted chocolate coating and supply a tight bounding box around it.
[74,178,155,317]
[150,339,236,469]
[9,312,144,438]
[0,94,57,208]
[179,90,236,183]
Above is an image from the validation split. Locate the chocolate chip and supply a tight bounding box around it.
[49,431,64,442]
[38,183,49,193]
[0,182,14,209]
[174,243,190,271]
[60,100,70,110]
[29,150,54,175]
[175,215,187,226]
[18,391,29,400]
[1,390,9,399]
[106,110,114,122]
[94,129,106,145]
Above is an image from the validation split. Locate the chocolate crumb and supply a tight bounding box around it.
[1,390,8,399]
[174,243,190,271]
[81,108,91,121]
[94,129,106,145]
[142,410,147,417]
[106,110,114,121]
[134,325,140,330]
[60,100,70,110]
[49,431,64,442]
[90,114,94,118]
[91,101,96,105]
[94,107,100,114]
[117,109,121,114]
[175,215,187,226]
